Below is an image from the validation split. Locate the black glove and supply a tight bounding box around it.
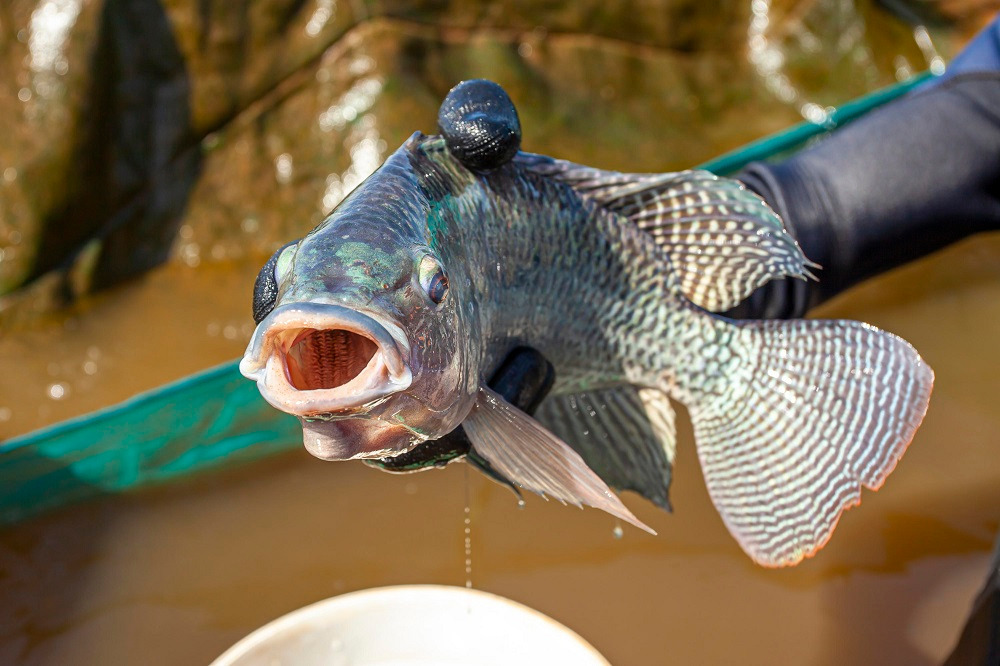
[370,347,555,473]
[943,545,1000,665]
[731,69,1000,319]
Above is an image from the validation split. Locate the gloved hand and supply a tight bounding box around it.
[944,536,1000,665]
[731,19,1000,319]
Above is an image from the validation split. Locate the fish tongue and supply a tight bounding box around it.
[462,386,655,535]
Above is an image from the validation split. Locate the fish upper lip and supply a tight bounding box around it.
[239,301,412,416]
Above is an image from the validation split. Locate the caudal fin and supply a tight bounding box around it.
[692,319,933,567]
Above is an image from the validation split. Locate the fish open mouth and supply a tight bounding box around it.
[240,302,412,416]
[285,328,379,390]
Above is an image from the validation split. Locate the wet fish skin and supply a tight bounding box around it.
[245,145,482,458]
[241,130,933,567]
[416,138,737,406]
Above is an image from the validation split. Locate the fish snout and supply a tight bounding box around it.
[239,302,412,416]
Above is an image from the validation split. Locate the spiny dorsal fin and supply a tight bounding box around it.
[462,387,655,535]
[519,154,817,312]
[534,386,676,511]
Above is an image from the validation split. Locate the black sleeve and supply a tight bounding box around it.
[731,71,1000,319]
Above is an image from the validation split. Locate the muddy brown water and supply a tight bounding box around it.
[1,232,999,665]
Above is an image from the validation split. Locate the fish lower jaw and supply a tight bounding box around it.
[312,441,421,462]
[257,350,412,417]
[300,416,424,461]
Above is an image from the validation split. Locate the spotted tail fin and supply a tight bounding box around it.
[691,319,933,567]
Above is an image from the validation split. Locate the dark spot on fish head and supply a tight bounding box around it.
[438,79,521,172]
[252,240,298,324]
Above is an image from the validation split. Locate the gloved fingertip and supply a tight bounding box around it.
[488,347,556,414]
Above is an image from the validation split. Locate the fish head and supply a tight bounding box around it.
[239,135,482,461]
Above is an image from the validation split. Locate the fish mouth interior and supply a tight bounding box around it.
[240,302,413,417]
[283,328,380,391]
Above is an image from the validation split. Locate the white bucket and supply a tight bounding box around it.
[210,584,611,666]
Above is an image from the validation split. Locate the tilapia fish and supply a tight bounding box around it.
[240,80,933,567]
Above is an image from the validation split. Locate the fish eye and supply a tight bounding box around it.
[418,255,449,305]
[252,241,297,324]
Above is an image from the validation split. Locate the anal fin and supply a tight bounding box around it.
[462,387,655,535]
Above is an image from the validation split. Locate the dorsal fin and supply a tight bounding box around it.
[534,386,676,511]
[519,154,817,312]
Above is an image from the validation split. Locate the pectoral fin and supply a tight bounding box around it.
[463,387,655,535]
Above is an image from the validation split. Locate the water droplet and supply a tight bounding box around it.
[0,407,11,421]
[464,465,473,588]
[28,0,83,76]
[3,167,17,183]
[304,0,335,37]
[82,360,97,375]
[47,383,67,400]
[612,522,624,540]
[517,499,526,509]
[275,153,293,184]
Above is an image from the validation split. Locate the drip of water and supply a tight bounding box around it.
[464,464,472,588]
[612,520,624,540]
